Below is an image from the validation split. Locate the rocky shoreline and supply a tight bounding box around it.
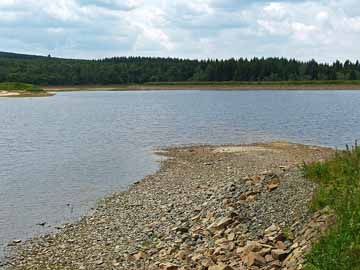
[4,142,335,270]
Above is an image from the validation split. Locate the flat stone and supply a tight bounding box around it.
[267,178,280,191]
[265,254,274,262]
[275,241,287,250]
[134,251,146,261]
[159,263,179,270]
[209,264,234,270]
[264,224,278,234]
[247,252,266,267]
[208,217,233,231]
[94,260,103,265]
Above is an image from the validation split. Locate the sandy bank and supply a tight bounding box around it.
[0,91,20,97]
[0,91,54,98]
[4,142,335,270]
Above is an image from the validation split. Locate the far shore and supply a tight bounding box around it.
[43,83,360,92]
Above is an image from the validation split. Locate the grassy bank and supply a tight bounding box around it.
[0,82,43,92]
[304,144,360,270]
[0,82,52,97]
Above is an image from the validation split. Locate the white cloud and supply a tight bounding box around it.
[345,16,360,31]
[0,0,359,61]
[263,3,287,19]
[44,0,82,21]
[316,11,329,22]
[0,0,16,6]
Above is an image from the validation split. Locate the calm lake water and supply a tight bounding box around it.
[1,90,360,257]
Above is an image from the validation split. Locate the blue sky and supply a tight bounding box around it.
[0,0,359,61]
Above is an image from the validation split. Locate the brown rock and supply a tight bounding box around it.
[258,247,271,256]
[290,242,299,250]
[208,263,234,270]
[94,260,103,265]
[239,193,248,201]
[192,253,203,261]
[271,249,289,261]
[244,241,263,253]
[208,217,233,231]
[246,194,257,202]
[270,260,282,267]
[275,241,287,250]
[273,232,287,242]
[175,250,188,261]
[240,191,259,202]
[253,175,265,182]
[247,252,266,267]
[267,178,280,191]
[265,254,274,262]
[133,251,146,261]
[159,249,168,258]
[202,258,215,268]
[227,233,235,241]
[159,263,179,270]
[213,247,225,255]
[265,224,278,232]
[112,260,120,267]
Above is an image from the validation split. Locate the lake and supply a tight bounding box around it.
[1,90,359,257]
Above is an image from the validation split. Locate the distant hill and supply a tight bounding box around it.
[0,51,359,86]
[0,51,49,60]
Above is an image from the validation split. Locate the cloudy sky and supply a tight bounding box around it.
[0,0,359,61]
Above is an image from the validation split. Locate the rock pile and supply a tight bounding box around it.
[122,173,334,270]
[126,213,335,270]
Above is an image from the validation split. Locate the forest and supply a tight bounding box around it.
[0,51,360,85]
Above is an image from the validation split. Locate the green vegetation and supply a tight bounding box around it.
[1,51,360,86]
[0,82,44,92]
[0,82,52,97]
[303,144,360,270]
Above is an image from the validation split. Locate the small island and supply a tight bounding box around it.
[0,82,53,97]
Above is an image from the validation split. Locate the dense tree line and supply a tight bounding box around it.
[0,52,360,85]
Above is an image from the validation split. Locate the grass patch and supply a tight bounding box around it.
[303,144,360,270]
[283,226,295,241]
[0,82,44,92]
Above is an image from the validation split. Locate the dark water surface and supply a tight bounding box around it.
[1,90,359,256]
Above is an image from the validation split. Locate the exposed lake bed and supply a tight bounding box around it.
[1,90,360,268]
[5,142,335,269]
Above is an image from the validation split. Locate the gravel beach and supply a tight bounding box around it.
[4,142,335,270]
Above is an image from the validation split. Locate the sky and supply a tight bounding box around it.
[0,0,359,62]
